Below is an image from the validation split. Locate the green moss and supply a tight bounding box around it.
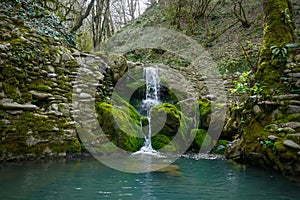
[0,109,5,117]
[28,80,55,91]
[3,77,20,101]
[212,140,229,154]
[256,0,294,93]
[66,138,82,154]
[152,134,176,152]
[95,101,144,152]
[150,103,192,149]
[65,60,80,67]
[274,141,286,152]
[151,103,180,138]
[191,129,211,149]
[2,65,15,77]
[141,116,149,127]
[281,151,297,161]
[36,85,52,92]
[198,99,212,129]
[21,92,32,103]
[113,94,142,125]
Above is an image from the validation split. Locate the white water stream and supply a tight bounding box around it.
[132,67,162,156]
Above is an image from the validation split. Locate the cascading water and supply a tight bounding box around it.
[133,67,161,155]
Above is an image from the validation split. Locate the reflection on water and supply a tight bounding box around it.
[0,156,299,200]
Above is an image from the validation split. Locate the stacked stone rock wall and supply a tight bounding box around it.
[225,49,300,175]
[0,14,115,161]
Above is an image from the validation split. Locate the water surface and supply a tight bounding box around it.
[0,156,299,200]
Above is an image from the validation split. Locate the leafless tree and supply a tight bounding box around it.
[233,0,251,28]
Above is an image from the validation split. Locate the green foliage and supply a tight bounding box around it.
[230,71,265,96]
[260,139,274,148]
[125,49,190,68]
[190,129,211,150]
[270,45,288,60]
[1,0,75,45]
[212,140,229,154]
[230,71,251,94]
[217,57,251,75]
[66,138,82,154]
[198,99,211,129]
[281,8,293,25]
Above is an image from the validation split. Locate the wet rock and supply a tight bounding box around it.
[48,73,58,78]
[290,100,300,105]
[216,145,226,152]
[288,73,300,78]
[268,135,279,141]
[283,140,300,150]
[225,139,242,160]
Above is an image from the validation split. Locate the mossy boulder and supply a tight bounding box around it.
[150,103,192,151]
[152,134,176,152]
[189,129,212,152]
[150,103,181,137]
[108,54,128,84]
[95,101,144,152]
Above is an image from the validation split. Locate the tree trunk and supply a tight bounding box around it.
[71,0,96,34]
[256,0,294,95]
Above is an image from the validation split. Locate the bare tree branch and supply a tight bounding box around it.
[71,0,96,33]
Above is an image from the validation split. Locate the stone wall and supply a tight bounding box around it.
[225,48,300,175]
[0,14,117,161]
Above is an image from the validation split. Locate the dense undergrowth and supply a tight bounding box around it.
[0,0,75,46]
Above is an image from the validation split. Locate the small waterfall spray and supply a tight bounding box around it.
[133,66,161,155]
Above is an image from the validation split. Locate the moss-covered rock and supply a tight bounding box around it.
[95,101,144,152]
[0,10,82,161]
[152,134,176,152]
[212,139,229,154]
[198,98,211,129]
[108,54,128,84]
[150,103,192,150]
[189,129,212,152]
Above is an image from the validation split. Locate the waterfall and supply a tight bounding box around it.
[133,67,161,155]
